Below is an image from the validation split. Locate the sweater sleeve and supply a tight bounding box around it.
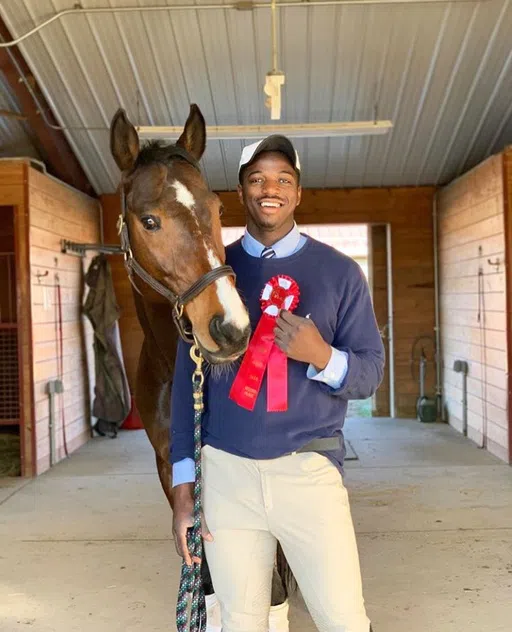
[317,264,385,400]
[169,338,197,467]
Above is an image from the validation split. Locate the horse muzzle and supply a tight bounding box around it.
[197,318,250,364]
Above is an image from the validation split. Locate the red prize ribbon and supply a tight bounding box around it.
[229,275,300,412]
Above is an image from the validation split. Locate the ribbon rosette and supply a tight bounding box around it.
[229,275,300,412]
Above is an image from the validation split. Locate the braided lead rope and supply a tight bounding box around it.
[176,345,207,632]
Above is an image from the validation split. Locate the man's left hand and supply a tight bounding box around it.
[274,311,332,371]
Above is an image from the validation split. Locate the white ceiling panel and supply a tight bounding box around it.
[0,0,510,194]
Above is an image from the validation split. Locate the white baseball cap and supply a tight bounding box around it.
[238,135,301,182]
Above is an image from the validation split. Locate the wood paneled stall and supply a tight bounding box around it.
[0,160,100,476]
[505,147,512,463]
[438,150,511,463]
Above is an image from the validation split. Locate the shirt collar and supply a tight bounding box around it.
[241,222,302,258]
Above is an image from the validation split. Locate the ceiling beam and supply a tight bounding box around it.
[0,18,95,197]
[137,121,393,141]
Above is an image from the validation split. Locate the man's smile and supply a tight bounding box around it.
[258,199,285,213]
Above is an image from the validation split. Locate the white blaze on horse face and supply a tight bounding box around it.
[170,179,248,331]
[171,180,196,213]
[206,247,250,331]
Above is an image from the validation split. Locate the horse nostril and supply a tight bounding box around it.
[209,315,247,347]
[209,315,224,341]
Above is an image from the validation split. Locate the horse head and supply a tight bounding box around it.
[109,104,250,364]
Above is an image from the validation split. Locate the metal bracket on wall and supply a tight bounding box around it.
[487,257,500,272]
[61,239,124,257]
[34,270,49,283]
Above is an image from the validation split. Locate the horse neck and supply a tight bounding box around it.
[133,290,179,375]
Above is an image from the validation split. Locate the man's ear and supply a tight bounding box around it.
[237,183,244,205]
[296,184,302,207]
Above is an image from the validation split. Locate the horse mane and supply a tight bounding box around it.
[135,140,180,168]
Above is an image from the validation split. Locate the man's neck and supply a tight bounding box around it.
[246,221,295,247]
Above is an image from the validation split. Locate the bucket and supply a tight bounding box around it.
[121,396,144,430]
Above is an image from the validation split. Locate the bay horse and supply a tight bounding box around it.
[109,105,292,628]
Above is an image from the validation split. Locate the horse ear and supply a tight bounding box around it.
[110,108,140,172]
[176,104,206,161]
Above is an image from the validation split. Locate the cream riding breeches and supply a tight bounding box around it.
[202,444,371,632]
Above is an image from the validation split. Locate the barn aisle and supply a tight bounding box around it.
[1,419,511,632]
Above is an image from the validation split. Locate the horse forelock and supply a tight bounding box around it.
[135,140,182,168]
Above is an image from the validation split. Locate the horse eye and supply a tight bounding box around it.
[141,215,160,231]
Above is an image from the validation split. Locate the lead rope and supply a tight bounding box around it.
[176,344,207,632]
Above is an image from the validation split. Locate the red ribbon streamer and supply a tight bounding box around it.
[229,275,299,412]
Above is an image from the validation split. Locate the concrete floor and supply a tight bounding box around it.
[1,417,511,632]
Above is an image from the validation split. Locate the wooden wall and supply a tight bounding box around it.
[502,147,512,463]
[438,153,509,462]
[102,187,436,418]
[28,167,100,475]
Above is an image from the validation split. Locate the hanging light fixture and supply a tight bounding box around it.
[264,0,285,120]
[135,0,394,140]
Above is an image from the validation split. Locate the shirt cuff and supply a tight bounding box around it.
[307,347,349,389]
[172,458,195,487]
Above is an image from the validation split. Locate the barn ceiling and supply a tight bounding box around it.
[0,70,41,160]
[0,0,511,195]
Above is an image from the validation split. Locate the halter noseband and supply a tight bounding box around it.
[117,146,235,343]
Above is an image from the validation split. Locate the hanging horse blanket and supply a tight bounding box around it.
[83,254,130,434]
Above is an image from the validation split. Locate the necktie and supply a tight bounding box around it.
[261,246,276,259]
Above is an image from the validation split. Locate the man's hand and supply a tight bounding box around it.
[172,482,213,566]
[274,311,332,371]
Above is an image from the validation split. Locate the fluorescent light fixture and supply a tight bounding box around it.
[136,120,393,140]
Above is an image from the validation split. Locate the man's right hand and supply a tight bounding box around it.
[172,482,213,566]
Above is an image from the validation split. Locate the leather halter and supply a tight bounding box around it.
[116,145,235,343]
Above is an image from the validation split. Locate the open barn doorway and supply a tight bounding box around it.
[0,206,21,476]
[221,223,395,418]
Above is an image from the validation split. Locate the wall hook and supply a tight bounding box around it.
[35,270,49,283]
[487,257,500,272]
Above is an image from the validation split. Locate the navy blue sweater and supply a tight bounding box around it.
[170,237,385,474]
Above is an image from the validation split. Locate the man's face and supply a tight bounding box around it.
[237,151,302,235]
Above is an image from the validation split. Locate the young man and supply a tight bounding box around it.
[170,135,385,632]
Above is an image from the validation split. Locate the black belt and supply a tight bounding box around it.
[295,437,341,453]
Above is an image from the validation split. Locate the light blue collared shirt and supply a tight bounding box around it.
[172,224,349,486]
[241,223,305,258]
